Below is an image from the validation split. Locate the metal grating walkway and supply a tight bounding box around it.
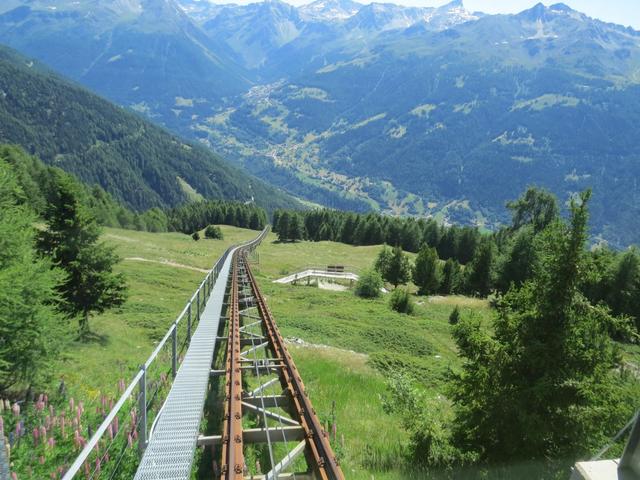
[134,248,237,480]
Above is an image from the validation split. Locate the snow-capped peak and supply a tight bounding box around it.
[299,0,362,21]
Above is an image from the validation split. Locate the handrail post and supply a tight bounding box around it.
[172,325,178,378]
[187,303,192,342]
[197,289,200,320]
[138,366,147,453]
[620,411,640,474]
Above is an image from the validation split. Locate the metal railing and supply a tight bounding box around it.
[62,227,269,480]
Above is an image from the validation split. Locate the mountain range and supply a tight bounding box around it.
[1,0,639,244]
[0,44,295,211]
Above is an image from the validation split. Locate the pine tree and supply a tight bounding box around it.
[0,160,64,390]
[464,238,495,297]
[507,186,559,233]
[607,248,640,331]
[277,211,291,242]
[448,306,460,325]
[38,170,127,336]
[288,214,306,242]
[496,226,537,292]
[413,245,440,295]
[439,258,462,294]
[450,190,638,464]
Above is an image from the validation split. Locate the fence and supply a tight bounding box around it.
[61,227,269,480]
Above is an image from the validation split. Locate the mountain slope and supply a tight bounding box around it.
[0,0,252,128]
[3,1,640,244]
[0,44,296,211]
[193,2,640,245]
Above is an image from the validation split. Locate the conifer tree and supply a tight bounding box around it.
[0,160,63,389]
[277,211,291,242]
[496,226,537,292]
[413,245,440,295]
[464,238,495,296]
[288,214,306,242]
[439,258,462,294]
[450,190,637,463]
[39,170,127,336]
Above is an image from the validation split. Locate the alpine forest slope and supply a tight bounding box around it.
[0,45,297,212]
[2,0,640,245]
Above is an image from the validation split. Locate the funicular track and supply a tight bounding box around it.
[201,250,344,480]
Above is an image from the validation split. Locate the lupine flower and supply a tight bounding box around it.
[12,403,20,416]
[33,428,40,445]
[40,425,47,443]
[95,457,101,474]
[0,399,4,412]
[69,397,75,412]
[38,393,44,404]
[5,399,11,410]
[0,415,4,434]
[127,433,133,448]
[48,437,55,448]
[10,472,17,480]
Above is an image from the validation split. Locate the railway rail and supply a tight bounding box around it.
[60,228,343,479]
[206,249,344,479]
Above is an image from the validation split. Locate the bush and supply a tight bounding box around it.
[192,231,200,241]
[449,306,461,325]
[204,225,223,240]
[355,269,383,298]
[390,288,413,314]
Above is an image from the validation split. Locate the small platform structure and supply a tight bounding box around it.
[274,265,358,287]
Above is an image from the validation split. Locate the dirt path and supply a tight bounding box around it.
[124,257,209,273]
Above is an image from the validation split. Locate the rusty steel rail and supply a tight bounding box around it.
[242,251,344,480]
[221,257,245,478]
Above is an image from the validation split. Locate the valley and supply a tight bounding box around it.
[2,0,640,243]
[1,0,640,478]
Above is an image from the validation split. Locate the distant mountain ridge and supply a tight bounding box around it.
[0,44,296,212]
[1,0,640,244]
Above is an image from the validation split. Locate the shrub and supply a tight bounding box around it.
[204,225,223,240]
[355,269,383,298]
[192,231,200,241]
[449,306,461,325]
[389,288,413,314]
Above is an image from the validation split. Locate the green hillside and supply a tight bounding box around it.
[0,45,296,212]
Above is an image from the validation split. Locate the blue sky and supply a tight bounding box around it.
[211,0,640,29]
[461,1,639,29]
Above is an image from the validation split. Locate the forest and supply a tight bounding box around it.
[273,191,640,335]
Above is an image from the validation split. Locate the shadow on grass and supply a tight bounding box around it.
[76,330,110,346]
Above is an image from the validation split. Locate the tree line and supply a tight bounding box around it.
[273,189,640,336]
[2,144,268,235]
[272,208,481,265]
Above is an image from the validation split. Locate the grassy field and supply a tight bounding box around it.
[247,233,493,478]
[55,225,259,399]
